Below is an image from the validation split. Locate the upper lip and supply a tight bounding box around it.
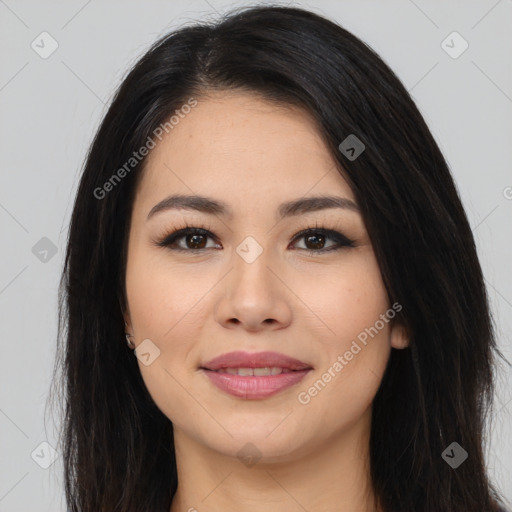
[201,351,312,371]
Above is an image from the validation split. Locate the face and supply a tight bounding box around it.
[123,91,407,462]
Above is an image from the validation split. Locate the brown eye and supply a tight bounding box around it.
[156,227,220,251]
[304,233,326,250]
[291,228,355,253]
[186,233,208,249]
[156,226,354,254]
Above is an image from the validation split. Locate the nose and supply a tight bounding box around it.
[214,247,293,332]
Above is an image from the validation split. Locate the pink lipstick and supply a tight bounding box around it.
[200,350,312,399]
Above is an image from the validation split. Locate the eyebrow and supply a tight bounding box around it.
[146,194,360,221]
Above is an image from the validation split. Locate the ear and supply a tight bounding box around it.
[123,310,133,333]
[390,323,409,349]
[119,294,132,332]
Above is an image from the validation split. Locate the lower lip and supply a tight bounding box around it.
[201,369,311,399]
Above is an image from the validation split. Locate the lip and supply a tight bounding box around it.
[200,351,313,400]
[201,350,312,371]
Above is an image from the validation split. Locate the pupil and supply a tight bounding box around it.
[188,234,206,249]
[306,234,324,249]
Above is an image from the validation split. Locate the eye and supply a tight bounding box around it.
[155,226,220,252]
[154,223,355,254]
[290,227,355,253]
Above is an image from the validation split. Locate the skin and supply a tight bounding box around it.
[123,91,408,512]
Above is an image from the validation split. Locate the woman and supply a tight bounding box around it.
[50,5,509,511]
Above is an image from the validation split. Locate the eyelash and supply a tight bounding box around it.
[154,221,355,255]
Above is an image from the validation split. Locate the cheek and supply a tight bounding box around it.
[295,348,388,444]
[294,252,391,419]
[296,313,392,438]
[305,251,390,348]
[125,243,213,339]
[124,247,216,424]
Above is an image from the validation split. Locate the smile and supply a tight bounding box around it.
[200,350,313,399]
[201,368,312,399]
[212,367,294,376]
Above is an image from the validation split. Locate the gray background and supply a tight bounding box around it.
[0,0,511,510]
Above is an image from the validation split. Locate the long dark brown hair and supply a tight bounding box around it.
[48,4,508,511]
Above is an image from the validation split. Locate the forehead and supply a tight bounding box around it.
[135,91,354,208]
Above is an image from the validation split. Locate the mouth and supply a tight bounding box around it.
[200,350,312,372]
[206,367,300,376]
[199,351,313,399]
